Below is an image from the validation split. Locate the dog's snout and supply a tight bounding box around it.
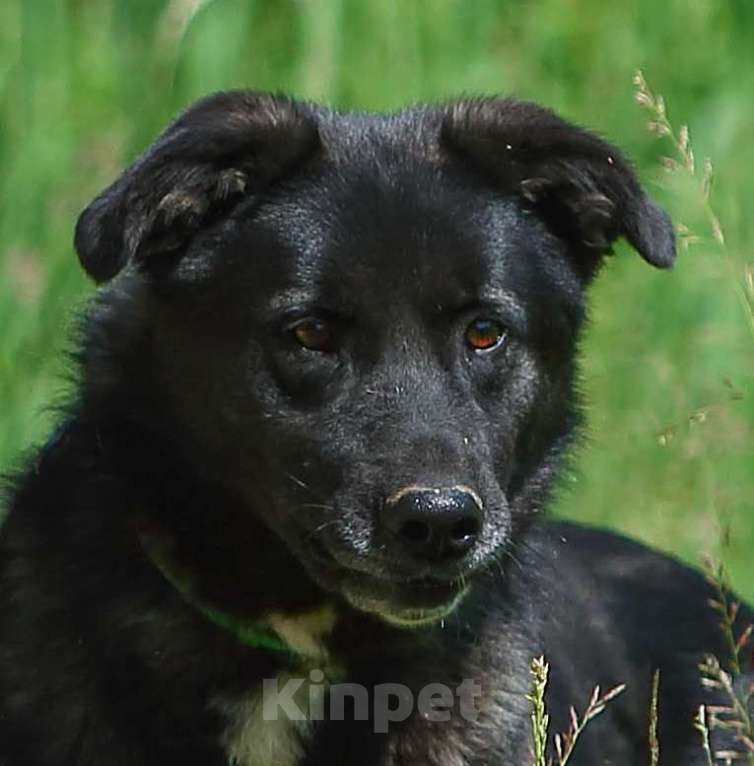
[381,486,482,562]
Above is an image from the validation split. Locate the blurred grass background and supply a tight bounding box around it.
[1,0,752,598]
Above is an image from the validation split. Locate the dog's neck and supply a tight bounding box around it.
[139,522,340,666]
[139,527,292,654]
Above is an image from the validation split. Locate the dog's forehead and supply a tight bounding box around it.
[239,137,535,313]
[312,106,444,163]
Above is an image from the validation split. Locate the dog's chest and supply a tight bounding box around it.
[216,608,337,766]
[217,686,312,766]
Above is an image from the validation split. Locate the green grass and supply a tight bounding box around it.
[1,0,752,598]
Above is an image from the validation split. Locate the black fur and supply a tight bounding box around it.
[0,93,749,765]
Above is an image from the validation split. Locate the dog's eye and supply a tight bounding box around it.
[291,318,336,352]
[465,319,506,352]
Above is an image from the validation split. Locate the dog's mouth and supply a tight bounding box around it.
[339,573,470,627]
[303,535,471,627]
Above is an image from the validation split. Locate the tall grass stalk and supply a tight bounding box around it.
[527,656,625,765]
[694,705,716,766]
[635,71,754,766]
[528,656,550,766]
[697,562,754,764]
[633,69,754,343]
[649,670,661,766]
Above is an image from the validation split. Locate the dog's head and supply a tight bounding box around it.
[75,93,674,627]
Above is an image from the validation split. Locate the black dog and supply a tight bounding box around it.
[0,93,749,765]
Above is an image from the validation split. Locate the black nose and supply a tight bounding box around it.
[381,487,482,562]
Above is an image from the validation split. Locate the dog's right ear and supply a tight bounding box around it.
[74,92,319,283]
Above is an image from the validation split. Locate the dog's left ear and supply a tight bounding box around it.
[440,98,675,271]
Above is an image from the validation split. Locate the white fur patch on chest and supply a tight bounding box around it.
[217,690,310,766]
[215,607,340,766]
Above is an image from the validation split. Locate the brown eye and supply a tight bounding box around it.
[291,318,336,352]
[465,318,506,351]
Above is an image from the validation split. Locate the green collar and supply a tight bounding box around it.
[139,531,293,656]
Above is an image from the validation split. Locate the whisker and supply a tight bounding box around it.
[311,519,339,534]
[285,472,310,490]
[501,547,524,573]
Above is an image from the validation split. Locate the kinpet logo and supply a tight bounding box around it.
[263,670,483,733]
